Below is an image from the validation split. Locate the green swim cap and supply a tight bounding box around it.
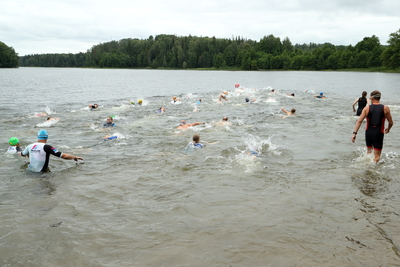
[9,137,19,146]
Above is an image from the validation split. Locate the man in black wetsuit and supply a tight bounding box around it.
[352,90,393,163]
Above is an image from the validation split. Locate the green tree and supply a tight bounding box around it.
[214,53,225,68]
[355,35,381,52]
[0,41,19,68]
[325,52,340,70]
[381,29,400,69]
[198,51,212,68]
[241,54,251,70]
[338,50,353,69]
[290,55,304,70]
[257,54,271,69]
[257,35,282,55]
[282,37,293,52]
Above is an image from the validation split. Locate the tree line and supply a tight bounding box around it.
[0,41,19,68]
[15,29,400,70]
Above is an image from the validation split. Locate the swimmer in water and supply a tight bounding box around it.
[314,92,326,99]
[47,117,60,121]
[245,98,256,103]
[137,99,143,105]
[88,104,99,109]
[189,134,204,148]
[281,107,296,116]
[172,96,181,103]
[219,91,228,102]
[157,107,165,113]
[286,93,295,97]
[196,99,202,104]
[103,116,116,127]
[35,112,48,117]
[177,120,204,130]
[246,150,260,157]
[218,116,232,126]
[6,137,22,155]
[103,135,118,140]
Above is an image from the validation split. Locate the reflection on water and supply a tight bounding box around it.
[1,68,400,266]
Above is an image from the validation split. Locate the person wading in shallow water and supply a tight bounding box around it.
[352,91,369,116]
[352,90,393,163]
[21,130,83,173]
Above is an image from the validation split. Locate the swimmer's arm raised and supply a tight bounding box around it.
[281,107,290,115]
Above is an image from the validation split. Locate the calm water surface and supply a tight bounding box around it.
[1,68,400,266]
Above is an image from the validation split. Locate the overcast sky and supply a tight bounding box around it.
[1,0,399,56]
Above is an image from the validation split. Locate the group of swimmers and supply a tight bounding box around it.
[7,86,392,174]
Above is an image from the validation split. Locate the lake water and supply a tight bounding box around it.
[1,68,400,266]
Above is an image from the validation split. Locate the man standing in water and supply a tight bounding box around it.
[21,130,83,173]
[352,90,393,163]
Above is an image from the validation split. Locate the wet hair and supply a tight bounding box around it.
[245,98,250,102]
[291,93,295,97]
[291,108,296,113]
[192,134,200,144]
[362,91,367,97]
[222,117,228,121]
[370,90,381,100]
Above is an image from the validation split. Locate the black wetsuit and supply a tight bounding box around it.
[356,97,367,116]
[365,104,385,150]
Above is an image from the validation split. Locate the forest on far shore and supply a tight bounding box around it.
[8,29,400,70]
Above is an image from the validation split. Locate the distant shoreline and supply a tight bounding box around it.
[17,66,400,73]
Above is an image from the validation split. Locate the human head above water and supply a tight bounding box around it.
[320,92,324,96]
[180,120,186,125]
[192,134,200,143]
[37,129,48,140]
[9,137,19,146]
[370,90,381,100]
[222,117,228,121]
[107,116,113,122]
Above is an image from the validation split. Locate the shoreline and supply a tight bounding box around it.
[16,66,400,73]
